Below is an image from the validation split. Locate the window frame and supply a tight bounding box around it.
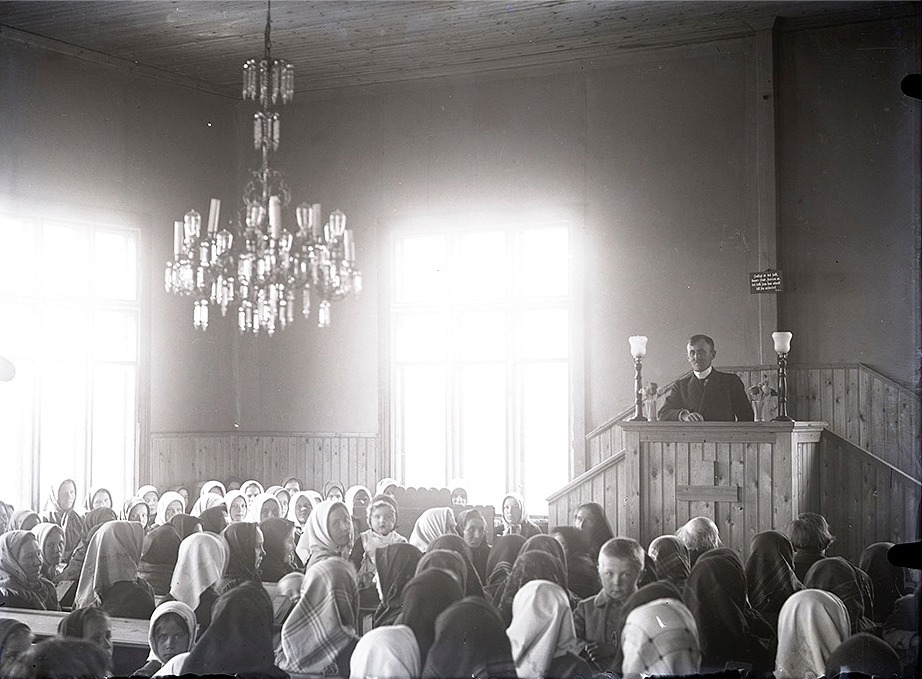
[378,206,585,510]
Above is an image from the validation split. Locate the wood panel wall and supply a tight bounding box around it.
[548,451,627,534]
[146,433,384,494]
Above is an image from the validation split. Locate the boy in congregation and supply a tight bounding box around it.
[573,537,644,673]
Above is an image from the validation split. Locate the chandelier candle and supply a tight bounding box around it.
[164,1,361,334]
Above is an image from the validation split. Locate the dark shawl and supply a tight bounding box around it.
[422,596,517,679]
[58,507,118,583]
[745,530,803,629]
[198,505,228,534]
[182,580,286,677]
[259,517,297,583]
[57,605,107,639]
[43,481,86,564]
[577,502,614,559]
[457,508,491,582]
[483,534,526,601]
[7,510,41,532]
[551,526,601,599]
[7,637,110,679]
[683,547,775,672]
[495,550,568,627]
[169,513,203,539]
[396,568,464,667]
[805,556,877,633]
[216,521,260,593]
[373,542,423,628]
[138,524,181,595]
[428,533,485,597]
[649,534,691,591]
[99,579,156,620]
[417,549,468,593]
[825,632,902,679]
[611,580,684,674]
[858,541,906,623]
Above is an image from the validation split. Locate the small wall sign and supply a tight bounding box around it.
[750,269,783,294]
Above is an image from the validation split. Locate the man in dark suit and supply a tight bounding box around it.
[658,334,754,422]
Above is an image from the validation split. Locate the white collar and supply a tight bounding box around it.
[693,367,713,380]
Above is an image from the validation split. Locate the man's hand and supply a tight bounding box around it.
[680,410,705,422]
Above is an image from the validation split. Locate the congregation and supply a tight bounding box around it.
[0,477,918,678]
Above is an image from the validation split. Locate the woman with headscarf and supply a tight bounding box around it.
[75,520,155,619]
[244,492,281,523]
[302,498,354,569]
[416,548,469,594]
[198,504,229,534]
[550,526,601,599]
[506,579,591,679]
[135,485,160,530]
[428,533,484,597]
[215,521,263,594]
[620,597,701,678]
[278,558,360,677]
[396,569,464,668]
[271,486,290,519]
[775,588,850,679]
[6,510,40,533]
[153,491,185,527]
[859,541,906,623]
[495,550,569,626]
[83,487,113,513]
[239,479,265,508]
[610,580,684,675]
[0,531,58,610]
[137,524,182,596]
[282,476,302,493]
[648,534,691,591]
[408,507,456,551]
[0,618,33,674]
[130,601,197,677]
[168,513,202,540]
[57,605,113,666]
[805,556,876,633]
[122,496,149,528]
[825,632,903,679]
[745,530,804,630]
[6,638,111,679]
[344,484,372,532]
[223,489,249,524]
[375,477,400,497]
[789,512,835,582]
[350,624,420,679]
[483,533,526,601]
[373,542,424,628]
[190,481,225,517]
[500,492,541,538]
[259,517,296,582]
[166,531,227,632]
[165,580,285,677]
[422,597,517,679]
[457,508,491,583]
[323,480,346,502]
[30,522,65,581]
[574,501,614,559]
[287,491,317,532]
[42,478,86,563]
[682,547,775,673]
[55,506,118,608]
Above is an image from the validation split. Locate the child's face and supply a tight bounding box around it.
[598,554,641,603]
[370,505,396,536]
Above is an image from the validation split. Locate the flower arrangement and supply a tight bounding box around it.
[640,382,668,421]
[749,379,778,421]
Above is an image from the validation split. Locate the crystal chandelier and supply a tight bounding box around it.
[164,2,361,335]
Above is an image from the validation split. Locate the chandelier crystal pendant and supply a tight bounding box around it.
[164,2,361,335]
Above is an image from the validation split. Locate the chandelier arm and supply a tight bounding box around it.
[264,0,272,63]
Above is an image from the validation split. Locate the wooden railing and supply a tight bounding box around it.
[146,432,384,492]
[585,364,920,479]
[548,449,627,534]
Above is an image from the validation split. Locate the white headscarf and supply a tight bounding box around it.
[621,598,701,678]
[501,492,530,533]
[506,579,581,679]
[408,508,455,551]
[155,491,186,526]
[775,589,851,679]
[240,479,264,501]
[349,624,420,679]
[375,478,400,496]
[190,492,225,518]
[148,600,198,663]
[169,532,228,610]
[223,490,248,523]
[287,491,319,528]
[245,492,281,523]
[74,521,144,609]
[303,499,352,567]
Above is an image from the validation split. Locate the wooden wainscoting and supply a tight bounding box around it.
[146,433,384,492]
[548,450,627,534]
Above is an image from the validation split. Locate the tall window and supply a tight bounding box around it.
[0,210,140,511]
[390,217,572,513]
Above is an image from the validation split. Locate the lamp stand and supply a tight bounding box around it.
[772,352,793,422]
[628,356,647,421]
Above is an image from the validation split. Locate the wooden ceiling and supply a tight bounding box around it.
[0,1,912,95]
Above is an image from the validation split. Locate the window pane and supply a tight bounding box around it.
[95,230,138,301]
[520,362,569,513]
[42,222,90,297]
[399,365,446,487]
[459,364,507,505]
[92,364,136,496]
[0,359,34,508]
[518,308,568,360]
[515,227,569,298]
[0,302,37,359]
[39,361,87,496]
[42,306,89,361]
[0,215,36,293]
[395,235,447,303]
[458,311,506,361]
[453,231,505,300]
[395,313,446,363]
[94,310,137,362]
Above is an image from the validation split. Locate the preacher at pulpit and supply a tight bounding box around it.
[658,334,754,422]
